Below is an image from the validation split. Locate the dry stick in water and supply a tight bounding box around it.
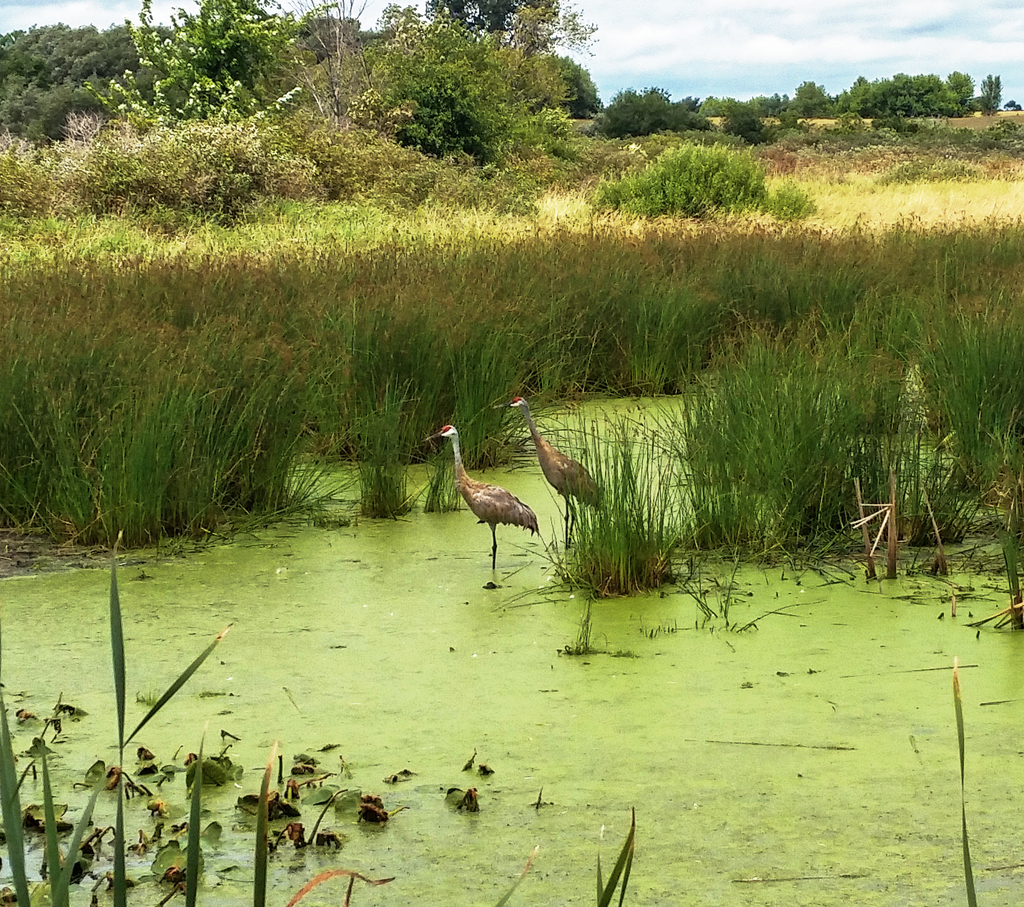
[850,493,892,576]
[854,478,876,579]
[922,487,948,575]
[887,469,898,579]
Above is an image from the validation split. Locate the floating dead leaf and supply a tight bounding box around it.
[383,769,416,784]
[357,794,389,824]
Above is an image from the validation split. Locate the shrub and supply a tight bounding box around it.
[764,181,816,220]
[592,143,772,217]
[0,149,55,216]
[70,120,318,220]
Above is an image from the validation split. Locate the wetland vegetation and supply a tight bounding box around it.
[5,67,1024,906]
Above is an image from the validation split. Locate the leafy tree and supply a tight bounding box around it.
[1005,99,1021,112]
[354,7,520,162]
[748,93,789,117]
[425,0,517,33]
[979,74,1002,115]
[945,71,975,116]
[595,87,710,138]
[105,0,302,123]
[720,99,769,144]
[790,81,833,118]
[553,55,599,118]
[836,73,960,118]
[501,0,595,55]
[0,24,142,140]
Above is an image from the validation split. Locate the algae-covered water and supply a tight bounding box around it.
[2,472,1023,906]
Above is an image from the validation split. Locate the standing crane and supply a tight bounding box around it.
[504,397,599,548]
[430,424,539,569]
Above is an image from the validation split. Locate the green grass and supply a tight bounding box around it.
[4,207,1024,554]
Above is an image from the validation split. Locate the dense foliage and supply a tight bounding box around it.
[593,144,813,219]
[0,24,146,142]
[595,88,709,138]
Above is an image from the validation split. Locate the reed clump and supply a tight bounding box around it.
[561,415,681,597]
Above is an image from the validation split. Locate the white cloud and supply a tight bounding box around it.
[1,0,1021,103]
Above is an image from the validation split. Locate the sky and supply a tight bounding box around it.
[2,0,1023,107]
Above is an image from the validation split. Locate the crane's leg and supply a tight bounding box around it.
[564,504,571,550]
[490,524,498,569]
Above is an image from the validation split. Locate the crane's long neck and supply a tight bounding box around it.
[448,432,468,483]
[519,404,544,447]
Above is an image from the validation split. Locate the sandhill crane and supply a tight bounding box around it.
[505,397,598,548]
[430,424,539,569]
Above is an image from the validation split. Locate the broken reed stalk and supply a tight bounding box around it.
[922,487,947,576]
[886,469,898,579]
[854,478,876,579]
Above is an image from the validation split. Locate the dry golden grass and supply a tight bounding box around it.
[795,175,1024,231]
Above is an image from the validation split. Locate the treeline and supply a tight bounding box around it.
[0,0,600,152]
[596,73,1016,142]
[2,0,1016,157]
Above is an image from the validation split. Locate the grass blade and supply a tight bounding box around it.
[110,534,126,753]
[0,688,31,907]
[493,845,539,907]
[597,809,635,907]
[125,625,231,745]
[254,742,277,907]
[952,659,978,907]
[185,731,206,907]
[113,774,127,907]
[41,753,65,907]
[55,776,104,900]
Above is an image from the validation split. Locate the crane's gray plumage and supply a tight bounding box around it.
[431,424,539,569]
[506,396,598,547]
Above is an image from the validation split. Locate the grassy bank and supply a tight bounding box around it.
[2,152,1024,551]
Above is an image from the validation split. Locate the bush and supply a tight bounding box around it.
[592,144,773,217]
[69,120,318,220]
[764,181,816,220]
[0,149,55,216]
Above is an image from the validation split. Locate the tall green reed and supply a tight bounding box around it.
[919,312,1024,529]
[561,413,681,596]
[673,334,909,552]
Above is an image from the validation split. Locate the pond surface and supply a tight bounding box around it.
[2,464,1023,907]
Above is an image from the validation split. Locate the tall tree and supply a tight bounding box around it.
[353,6,517,161]
[979,74,1002,115]
[288,0,369,125]
[945,71,975,116]
[790,81,833,118]
[427,0,593,54]
[553,55,599,118]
